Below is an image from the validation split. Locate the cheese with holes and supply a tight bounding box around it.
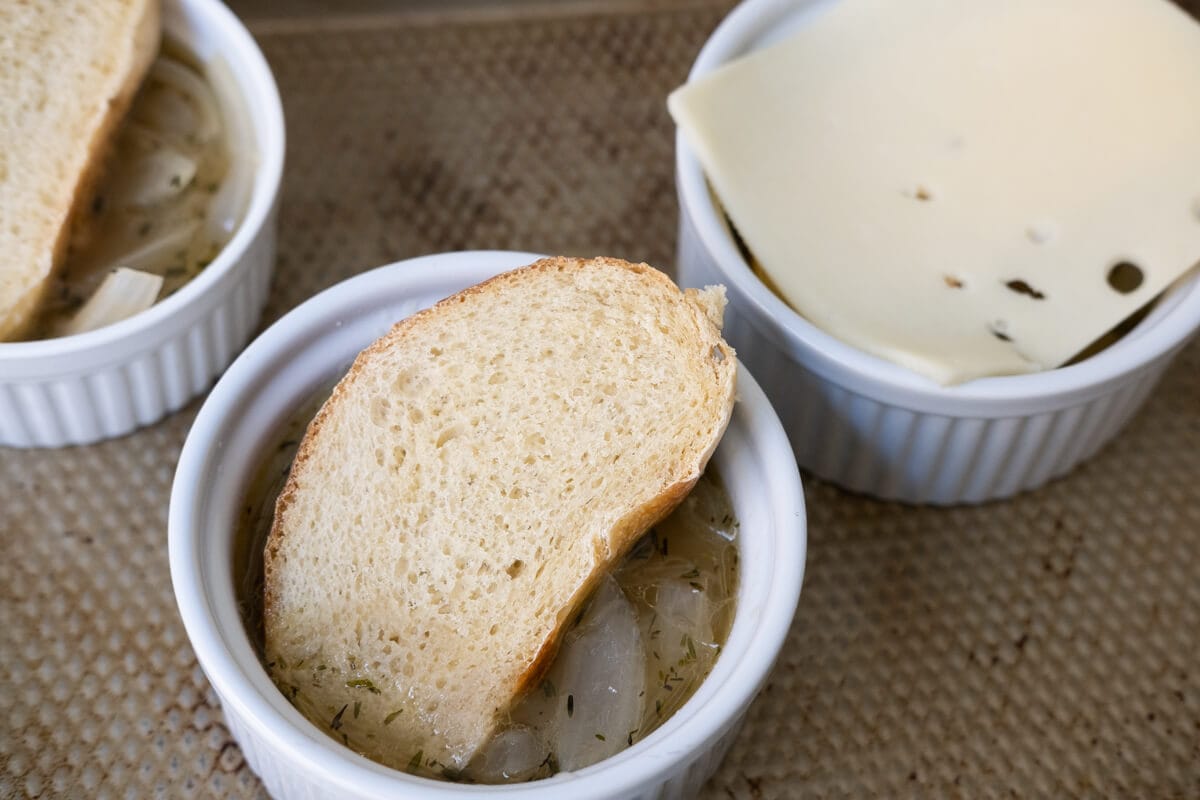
[669,0,1200,384]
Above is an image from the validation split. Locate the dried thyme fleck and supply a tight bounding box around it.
[330,704,348,731]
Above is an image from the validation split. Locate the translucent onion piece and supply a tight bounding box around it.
[110,140,198,207]
[98,221,200,275]
[463,726,550,783]
[135,85,196,138]
[205,56,256,239]
[652,578,718,649]
[548,577,646,772]
[53,268,163,337]
[631,570,721,731]
[144,57,221,142]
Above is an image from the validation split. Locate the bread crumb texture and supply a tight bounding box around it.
[263,256,736,772]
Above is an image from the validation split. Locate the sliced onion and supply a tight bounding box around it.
[145,57,221,142]
[53,268,163,337]
[133,82,200,141]
[463,726,549,783]
[110,139,198,207]
[548,577,646,772]
[98,221,199,274]
[652,578,717,648]
[205,56,256,239]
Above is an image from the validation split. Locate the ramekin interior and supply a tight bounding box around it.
[675,0,1200,416]
[169,251,807,799]
[0,0,285,374]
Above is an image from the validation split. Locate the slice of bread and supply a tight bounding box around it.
[0,0,160,340]
[263,256,737,772]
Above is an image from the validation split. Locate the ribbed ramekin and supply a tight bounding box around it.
[674,0,1200,504]
[169,251,807,800]
[0,0,285,448]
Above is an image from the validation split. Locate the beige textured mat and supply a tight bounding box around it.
[4,1,1200,797]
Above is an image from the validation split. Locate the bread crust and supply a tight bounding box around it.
[263,256,737,767]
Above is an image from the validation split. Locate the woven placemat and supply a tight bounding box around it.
[3,2,1200,797]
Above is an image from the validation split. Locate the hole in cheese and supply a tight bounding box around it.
[1107,262,1145,294]
[1005,280,1046,300]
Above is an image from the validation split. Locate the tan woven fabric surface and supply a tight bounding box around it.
[3,1,1200,797]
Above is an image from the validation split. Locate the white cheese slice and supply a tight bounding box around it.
[669,0,1200,384]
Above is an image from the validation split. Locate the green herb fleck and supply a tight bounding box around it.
[567,694,574,718]
[353,701,361,719]
[680,634,698,664]
[346,678,381,694]
[384,709,403,725]
[406,750,424,773]
[689,581,704,592]
[680,568,700,579]
[330,704,348,731]
[542,679,557,698]
[594,733,606,741]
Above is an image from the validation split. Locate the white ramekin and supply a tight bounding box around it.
[168,251,807,800]
[0,0,285,448]
[674,0,1200,504]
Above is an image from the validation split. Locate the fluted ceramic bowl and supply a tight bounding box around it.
[0,0,285,447]
[169,251,807,799]
[675,0,1200,504]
